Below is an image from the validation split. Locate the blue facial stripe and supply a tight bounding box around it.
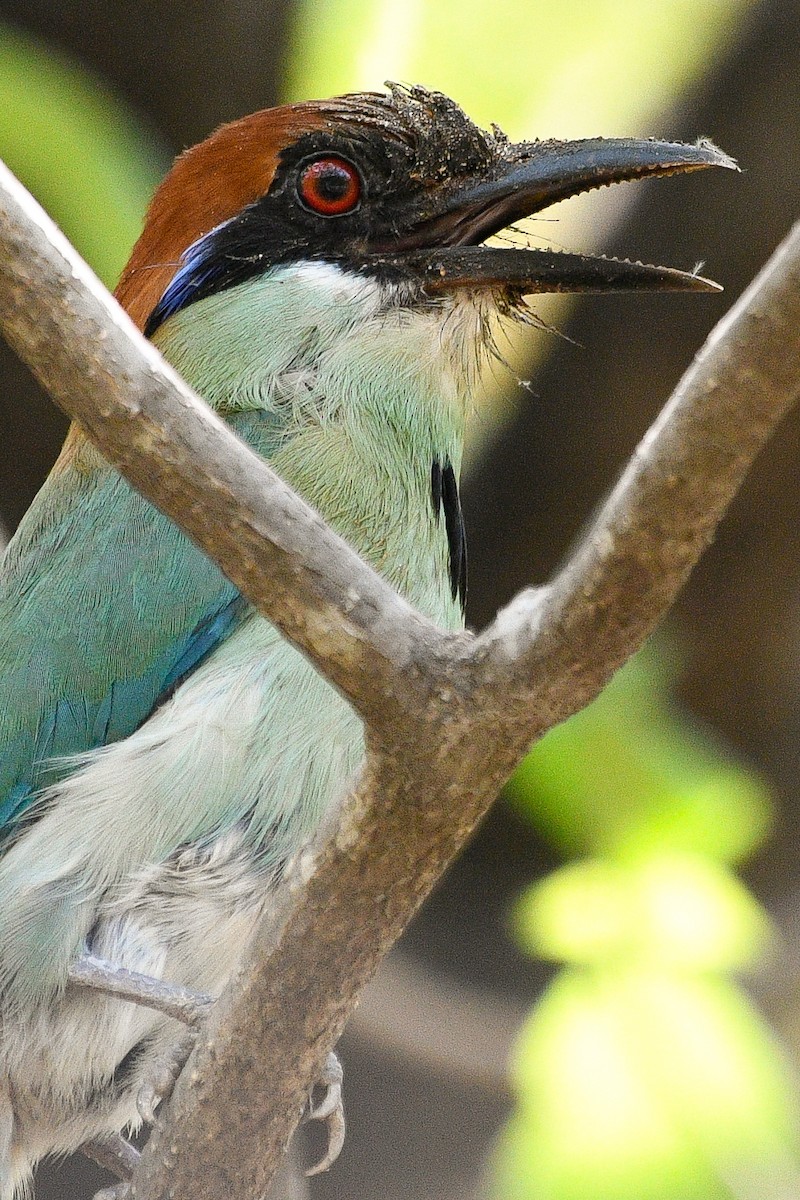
[145,220,233,338]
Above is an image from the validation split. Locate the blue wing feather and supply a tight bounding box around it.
[0,411,280,835]
[0,591,239,831]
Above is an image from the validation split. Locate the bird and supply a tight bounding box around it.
[0,83,734,1198]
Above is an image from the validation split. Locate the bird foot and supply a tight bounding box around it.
[134,1036,345,1173]
[136,1028,197,1124]
[69,953,346,1171]
[68,954,213,1025]
[303,1051,345,1175]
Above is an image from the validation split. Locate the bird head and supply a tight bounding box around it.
[117,84,736,344]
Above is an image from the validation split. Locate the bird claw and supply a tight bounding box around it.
[136,1029,197,1125]
[306,1051,343,1121]
[68,955,208,1125]
[303,1051,345,1175]
[72,953,346,1171]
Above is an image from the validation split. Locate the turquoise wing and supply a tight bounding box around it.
[0,412,276,830]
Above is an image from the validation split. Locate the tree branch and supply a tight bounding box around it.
[1,159,798,1200]
[474,220,800,730]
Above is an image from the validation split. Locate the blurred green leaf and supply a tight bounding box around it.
[0,24,165,285]
[284,0,752,139]
[505,647,773,863]
[503,638,790,1200]
[514,852,771,970]
[495,967,800,1200]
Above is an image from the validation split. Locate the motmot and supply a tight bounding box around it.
[0,84,734,1196]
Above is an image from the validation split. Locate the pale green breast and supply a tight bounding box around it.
[155,261,472,631]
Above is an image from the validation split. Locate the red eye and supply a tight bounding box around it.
[298,156,362,216]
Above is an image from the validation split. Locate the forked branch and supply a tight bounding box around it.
[0,161,799,1200]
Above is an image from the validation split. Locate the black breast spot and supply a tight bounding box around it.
[431,459,467,610]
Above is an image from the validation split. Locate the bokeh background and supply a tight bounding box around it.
[2,2,800,1198]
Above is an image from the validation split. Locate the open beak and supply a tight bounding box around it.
[373,137,737,295]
